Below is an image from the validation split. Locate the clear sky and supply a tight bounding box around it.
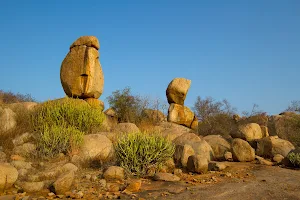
[0,0,299,115]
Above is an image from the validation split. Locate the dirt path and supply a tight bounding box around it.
[131,163,300,200]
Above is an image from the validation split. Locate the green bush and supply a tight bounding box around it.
[36,125,84,158]
[287,152,300,168]
[31,97,105,133]
[115,132,175,176]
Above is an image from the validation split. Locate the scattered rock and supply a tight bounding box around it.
[255,156,274,166]
[0,151,7,162]
[224,151,233,161]
[0,163,18,190]
[13,143,36,158]
[10,160,32,170]
[153,172,180,182]
[103,166,125,181]
[18,181,44,192]
[53,171,75,195]
[273,154,284,163]
[208,162,228,171]
[114,123,140,133]
[80,134,114,165]
[12,132,34,146]
[232,138,255,162]
[174,144,195,167]
[256,136,295,157]
[203,135,231,160]
[166,78,191,105]
[124,179,142,193]
[231,123,263,142]
[187,155,208,174]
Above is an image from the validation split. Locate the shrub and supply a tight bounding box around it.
[114,132,175,176]
[31,97,105,133]
[287,152,300,168]
[36,125,84,158]
[0,90,36,104]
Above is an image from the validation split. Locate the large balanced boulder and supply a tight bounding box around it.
[60,36,104,99]
[166,78,191,105]
[203,135,231,161]
[231,123,263,142]
[167,103,195,128]
[232,138,255,162]
[79,134,114,164]
[0,163,18,190]
[256,136,295,157]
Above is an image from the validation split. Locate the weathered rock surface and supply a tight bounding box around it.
[53,171,75,195]
[187,155,208,174]
[84,98,104,111]
[60,36,104,99]
[260,125,269,137]
[167,103,195,128]
[0,163,18,190]
[232,138,255,162]
[166,78,191,105]
[203,135,231,161]
[256,136,295,157]
[0,108,16,132]
[103,166,125,181]
[174,144,195,167]
[208,161,228,171]
[273,154,284,163]
[13,143,36,157]
[79,134,114,164]
[114,123,140,133]
[142,109,166,123]
[153,172,180,182]
[12,132,34,146]
[17,181,44,193]
[231,123,263,141]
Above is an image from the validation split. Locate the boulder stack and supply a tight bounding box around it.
[166,78,198,130]
[60,36,104,107]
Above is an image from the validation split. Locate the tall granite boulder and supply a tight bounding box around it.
[60,36,104,99]
[166,78,191,105]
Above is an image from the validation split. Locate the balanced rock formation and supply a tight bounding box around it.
[60,36,104,100]
[166,78,198,130]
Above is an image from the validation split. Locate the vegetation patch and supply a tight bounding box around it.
[287,152,300,168]
[115,132,175,177]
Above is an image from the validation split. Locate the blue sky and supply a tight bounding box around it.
[0,0,299,115]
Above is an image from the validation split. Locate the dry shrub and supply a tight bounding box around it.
[0,90,35,103]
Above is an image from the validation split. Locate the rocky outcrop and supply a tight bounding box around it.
[231,123,263,142]
[166,78,198,130]
[142,109,166,123]
[60,36,104,99]
[0,107,16,132]
[232,138,255,162]
[114,123,140,134]
[256,136,295,157]
[187,155,208,174]
[203,135,231,161]
[0,163,18,190]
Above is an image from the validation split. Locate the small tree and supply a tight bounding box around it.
[107,87,149,123]
[286,100,300,113]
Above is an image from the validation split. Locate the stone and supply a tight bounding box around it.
[224,151,233,161]
[260,126,269,138]
[256,136,295,157]
[173,133,202,146]
[10,160,32,170]
[231,123,263,142]
[255,156,274,166]
[0,108,16,132]
[0,195,16,200]
[60,36,104,99]
[59,163,78,174]
[0,151,7,162]
[167,103,195,128]
[161,158,175,173]
[12,132,34,146]
[18,181,44,193]
[232,138,255,162]
[153,173,180,182]
[0,163,18,190]
[273,154,284,163]
[80,134,114,164]
[84,98,104,111]
[70,35,100,50]
[208,161,228,171]
[53,171,75,195]
[187,155,208,174]
[123,179,142,193]
[103,166,125,181]
[13,143,36,158]
[166,78,191,105]
[190,116,199,131]
[141,109,166,123]
[173,168,183,176]
[114,123,140,133]
[203,135,231,161]
[174,144,195,167]
[106,183,120,192]
[99,179,107,188]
